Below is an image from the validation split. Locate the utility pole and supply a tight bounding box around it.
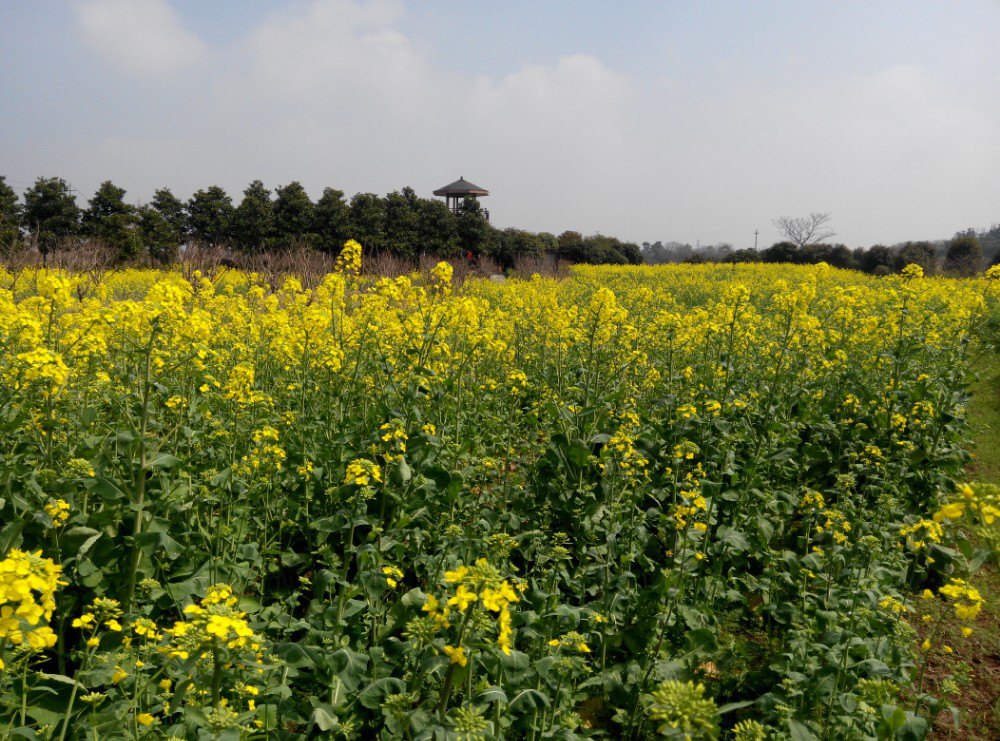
[754,229,759,250]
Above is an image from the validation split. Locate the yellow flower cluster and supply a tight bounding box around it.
[899,518,943,551]
[601,428,649,482]
[0,255,998,733]
[430,261,453,293]
[344,458,382,487]
[378,420,408,463]
[548,631,592,653]
[382,566,403,588]
[799,490,826,510]
[934,483,1000,555]
[44,499,70,527]
[72,597,125,648]
[671,493,708,531]
[877,595,907,614]
[13,347,70,391]
[164,584,259,660]
[236,426,287,476]
[223,363,264,405]
[424,559,521,658]
[334,239,363,276]
[0,550,64,664]
[937,578,984,621]
[814,509,852,545]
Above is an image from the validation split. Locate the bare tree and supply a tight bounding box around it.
[772,213,835,248]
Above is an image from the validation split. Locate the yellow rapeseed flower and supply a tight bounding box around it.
[443,645,467,666]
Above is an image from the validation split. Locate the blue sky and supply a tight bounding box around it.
[2,0,998,247]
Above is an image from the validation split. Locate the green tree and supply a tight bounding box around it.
[977,223,1000,264]
[138,206,179,263]
[557,231,586,262]
[273,181,316,248]
[492,227,543,268]
[895,241,937,274]
[82,180,132,235]
[0,176,22,254]
[150,188,189,240]
[583,235,629,264]
[313,188,351,254]
[761,241,801,264]
[537,232,559,253]
[860,244,896,274]
[618,240,642,264]
[455,197,494,256]
[348,193,385,252]
[230,180,275,253]
[414,198,459,257]
[95,212,143,261]
[944,233,983,276]
[187,186,234,246]
[22,176,80,260]
[383,189,420,257]
[0,176,20,225]
[724,248,763,263]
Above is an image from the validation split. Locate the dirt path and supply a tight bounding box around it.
[928,367,1000,739]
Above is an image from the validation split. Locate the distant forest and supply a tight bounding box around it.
[0,176,641,268]
[641,225,1000,276]
[2,174,996,274]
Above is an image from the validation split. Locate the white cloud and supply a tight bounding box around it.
[199,0,638,233]
[74,0,207,75]
[240,0,420,102]
[463,55,639,232]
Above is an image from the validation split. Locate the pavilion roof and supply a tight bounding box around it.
[433,177,489,197]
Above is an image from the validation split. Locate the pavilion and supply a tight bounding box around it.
[433,177,490,220]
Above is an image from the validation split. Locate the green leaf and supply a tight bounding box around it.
[39,672,82,687]
[26,706,64,728]
[477,687,508,704]
[969,547,990,572]
[397,456,412,483]
[135,530,183,559]
[788,719,819,741]
[0,518,24,555]
[74,531,102,558]
[685,627,717,654]
[896,712,928,741]
[768,447,796,462]
[357,677,407,710]
[310,704,339,732]
[147,453,181,470]
[717,526,750,552]
[273,643,316,668]
[6,728,37,740]
[509,689,549,713]
[327,647,369,691]
[92,477,127,502]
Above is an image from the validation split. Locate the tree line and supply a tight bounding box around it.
[642,222,1000,276]
[0,176,642,267]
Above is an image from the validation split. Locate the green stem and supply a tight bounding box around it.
[211,642,223,707]
[124,327,158,611]
[57,639,98,741]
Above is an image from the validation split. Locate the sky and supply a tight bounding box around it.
[1,0,999,248]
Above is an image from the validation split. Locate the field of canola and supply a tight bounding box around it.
[2,247,1000,739]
